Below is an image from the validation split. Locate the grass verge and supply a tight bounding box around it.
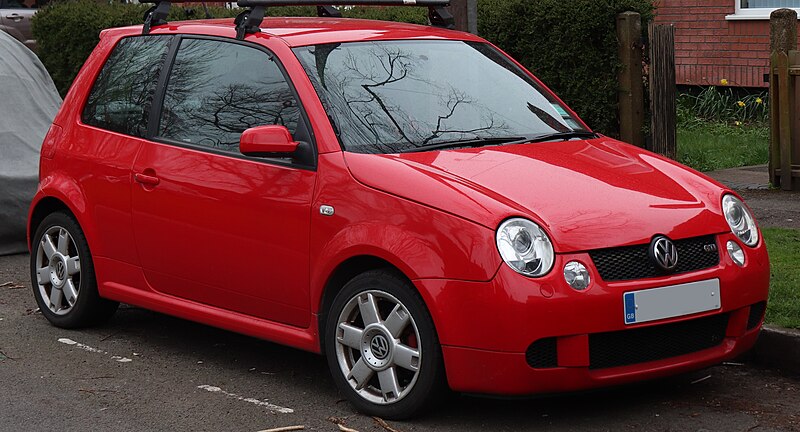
[762,227,800,329]
[677,123,769,172]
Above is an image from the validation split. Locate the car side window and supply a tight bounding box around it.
[82,36,172,138]
[157,38,300,153]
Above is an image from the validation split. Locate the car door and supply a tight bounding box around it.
[0,0,36,49]
[77,34,174,268]
[131,36,316,328]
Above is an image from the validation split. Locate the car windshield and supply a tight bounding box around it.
[293,40,588,154]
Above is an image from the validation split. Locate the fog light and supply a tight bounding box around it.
[727,240,745,267]
[564,261,590,290]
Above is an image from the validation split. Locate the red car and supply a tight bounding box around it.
[28,0,769,419]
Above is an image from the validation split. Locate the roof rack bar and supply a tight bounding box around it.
[236,0,454,30]
[428,5,454,29]
[234,5,266,40]
[142,0,204,35]
[142,0,171,35]
[317,5,342,18]
[141,0,454,37]
[237,0,449,6]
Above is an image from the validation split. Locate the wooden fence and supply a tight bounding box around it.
[769,9,800,191]
[617,12,676,158]
[649,23,676,160]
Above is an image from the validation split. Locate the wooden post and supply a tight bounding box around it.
[791,50,800,190]
[617,12,645,148]
[450,0,477,34]
[649,23,677,159]
[770,8,797,190]
[777,52,793,190]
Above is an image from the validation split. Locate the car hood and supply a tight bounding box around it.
[342,138,732,252]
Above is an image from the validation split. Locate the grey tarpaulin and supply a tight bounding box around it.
[0,31,61,255]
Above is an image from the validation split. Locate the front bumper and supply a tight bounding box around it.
[414,232,770,395]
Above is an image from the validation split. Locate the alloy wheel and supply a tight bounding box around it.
[334,290,422,405]
[35,226,81,316]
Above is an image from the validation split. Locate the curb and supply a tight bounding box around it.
[750,325,800,376]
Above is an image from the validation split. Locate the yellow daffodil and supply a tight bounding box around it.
[737,101,745,108]
[720,78,729,85]
[756,97,763,104]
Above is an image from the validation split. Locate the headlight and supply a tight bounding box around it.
[496,218,554,277]
[722,194,758,247]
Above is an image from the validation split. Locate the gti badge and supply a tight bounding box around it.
[650,236,679,271]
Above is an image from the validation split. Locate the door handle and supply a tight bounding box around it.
[6,14,23,22]
[134,172,160,187]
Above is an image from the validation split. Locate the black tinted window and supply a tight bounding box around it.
[82,36,172,137]
[158,39,300,152]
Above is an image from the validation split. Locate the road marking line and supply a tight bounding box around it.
[197,385,294,414]
[57,338,133,363]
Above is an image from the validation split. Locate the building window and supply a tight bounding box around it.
[743,0,800,7]
[729,0,800,19]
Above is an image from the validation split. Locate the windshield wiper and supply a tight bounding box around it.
[398,136,528,153]
[397,131,598,154]
[507,131,598,145]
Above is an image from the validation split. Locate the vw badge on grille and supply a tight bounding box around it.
[650,236,678,271]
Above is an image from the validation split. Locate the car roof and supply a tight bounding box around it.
[103,17,485,47]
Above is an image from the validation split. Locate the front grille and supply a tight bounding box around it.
[747,302,767,330]
[588,313,729,370]
[525,337,558,368]
[589,235,720,281]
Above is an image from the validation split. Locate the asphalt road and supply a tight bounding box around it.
[1,253,799,432]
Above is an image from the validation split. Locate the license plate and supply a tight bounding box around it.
[624,279,721,325]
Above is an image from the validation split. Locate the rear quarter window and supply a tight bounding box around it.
[81,35,172,137]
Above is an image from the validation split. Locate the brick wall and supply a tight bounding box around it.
[654,0,771,88]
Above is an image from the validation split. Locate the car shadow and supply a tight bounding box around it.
[64,303,749,429]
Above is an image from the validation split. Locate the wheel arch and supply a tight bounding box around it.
[316,254,415,353]
[28,171,92,249]
[28,196,79,250]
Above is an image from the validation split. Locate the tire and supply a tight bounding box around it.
[30,212,118,328]
[325,269,447,419]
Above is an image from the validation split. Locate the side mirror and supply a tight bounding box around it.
[240,125,299,157]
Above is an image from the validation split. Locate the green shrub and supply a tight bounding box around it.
[33,0,241,95]
[478,0,654,137]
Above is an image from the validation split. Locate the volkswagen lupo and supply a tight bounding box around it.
[28,0,769,419]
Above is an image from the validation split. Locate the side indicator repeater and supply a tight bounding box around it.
[320,205,335,216]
